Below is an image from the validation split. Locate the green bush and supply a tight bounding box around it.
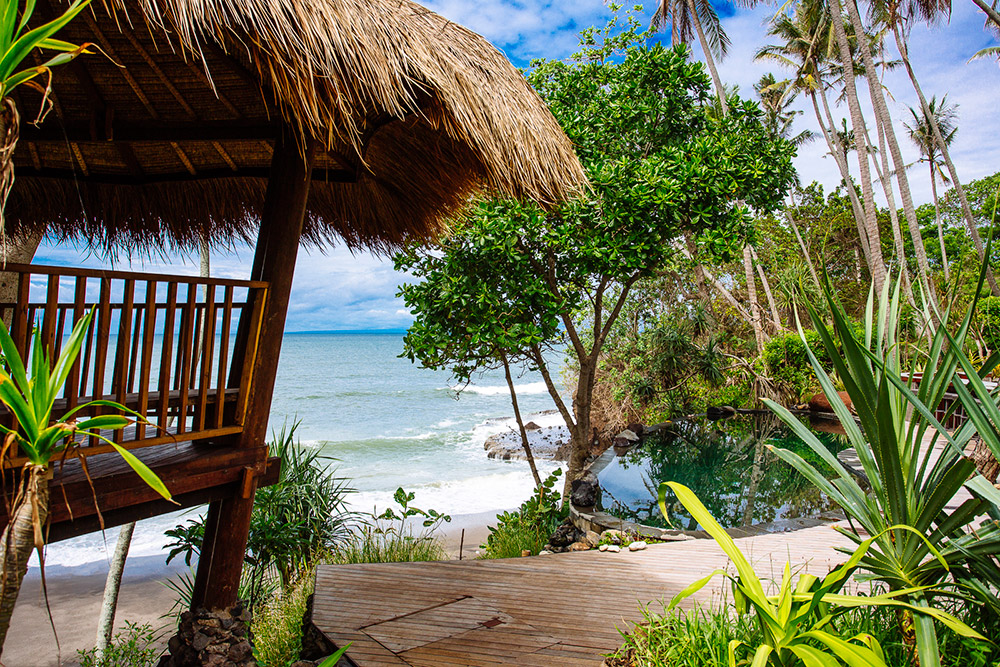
[761,329,830,402]
[77,622,160,667]
[978,295,1000,351]
[481,469,567,559]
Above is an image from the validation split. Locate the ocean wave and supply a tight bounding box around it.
[446,381,548,396]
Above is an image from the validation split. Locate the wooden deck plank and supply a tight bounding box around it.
[313,523,854,666]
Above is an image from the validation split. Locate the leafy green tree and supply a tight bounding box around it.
[398,14,794,494]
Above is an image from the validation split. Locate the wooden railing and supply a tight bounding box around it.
[0,264,268,465]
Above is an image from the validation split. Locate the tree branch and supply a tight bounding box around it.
[530,343,575,431]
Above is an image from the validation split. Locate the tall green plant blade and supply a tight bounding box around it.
[107,442,172,501]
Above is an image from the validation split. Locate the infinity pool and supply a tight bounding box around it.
[596,413,848,531]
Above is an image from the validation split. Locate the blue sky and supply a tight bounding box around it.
[36,0,1000,331]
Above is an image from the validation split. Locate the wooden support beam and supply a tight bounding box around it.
[194,130,317,611]
[16,165,354,185]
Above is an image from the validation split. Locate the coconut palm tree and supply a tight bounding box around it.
[905,95,958,283]
[876,0,1000,295]
[653,0,732,113]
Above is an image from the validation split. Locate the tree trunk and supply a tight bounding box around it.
[930,165,949,285]
[844,0,934,306]
[892,24,996,294]
[751,247,782,331]
[689,0,728,116]
[685,232,713,310]
[566,358,596,498]
[811,87,872,266]
[827,1,887,296]
[785,192,821,291]
[95,522,135,659]
[501,354,542,487]
[867,117,916,308]
[743,245,766,352]
[0,465,50,655]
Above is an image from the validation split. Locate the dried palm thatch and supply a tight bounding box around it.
[6,0,585,254]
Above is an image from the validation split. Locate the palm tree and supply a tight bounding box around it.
[905,95,958,283]
[877,0,1000,294]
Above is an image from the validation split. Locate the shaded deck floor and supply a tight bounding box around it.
[313,523,855,666]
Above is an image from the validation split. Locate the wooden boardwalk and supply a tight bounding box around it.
[313,523,855,666]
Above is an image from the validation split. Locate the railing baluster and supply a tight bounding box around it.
[113,280,136,444]
[158,282,178,434]
[137,281,157,440]
[177,284,198,435]
[54,306,67,360]
[65,276,87,410]
[197,285,217,431]
[41,274,59,356]
[10,273,30,354]
[90,278,112,448]
[215,286,234,429]
[235,285,267,425]
[127,298,144,393]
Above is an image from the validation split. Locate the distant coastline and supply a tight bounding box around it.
[286,328,408,335]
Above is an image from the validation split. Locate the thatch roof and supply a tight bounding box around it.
[7,0,586,253]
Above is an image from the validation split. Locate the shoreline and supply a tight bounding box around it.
[6,508,507,667]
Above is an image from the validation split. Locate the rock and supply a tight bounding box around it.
[192,633,212,652]
[612,429,640,447]
[158,603,258,667]
[549,522,582,548]
[538,550,553,555]
[626,423,645,437]
[570,472,601,508]
[569,541,591,551]
[598,544,609,552]
[291,662,316,667]
[706,405,737,420]
[628,540,648,552]
[583,530,602,548]
[605,545,621,553]
[482,423,572,461]
[602,529,624,545]
[521,549,531,557]
[523,421,541,430]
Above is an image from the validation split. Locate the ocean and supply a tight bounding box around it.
[40,333,565,568]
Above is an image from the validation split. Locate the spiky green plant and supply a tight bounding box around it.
[0,311,171,653]
[763,266,1000,666]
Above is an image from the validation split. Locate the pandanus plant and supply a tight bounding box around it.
[764,263,1000,666]
[0,311,171,653]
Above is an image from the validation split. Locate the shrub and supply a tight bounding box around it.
[761,328,831,402]
[978,295,1000,351]
[77,622,160,667]
[481,469,567,558]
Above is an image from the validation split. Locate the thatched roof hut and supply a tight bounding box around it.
[8,0,585,253]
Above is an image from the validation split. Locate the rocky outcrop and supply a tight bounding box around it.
[483,423,571,461]
[570,471,600,508]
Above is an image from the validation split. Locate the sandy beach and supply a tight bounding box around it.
[4,510,501,667]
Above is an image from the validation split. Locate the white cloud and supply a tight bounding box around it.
[33,0,1000,329]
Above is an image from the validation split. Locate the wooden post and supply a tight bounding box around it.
[193,131,317,611]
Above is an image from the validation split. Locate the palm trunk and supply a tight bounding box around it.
[930,166,949,284]
[689,0,728,116]
[785,195,821,291]
[744,246,766,351]
[95,521,135,659]
[827,0,887,295]
[685,232,713,310]
[0,465,50,655]
[970,0,1000,35]
[501,353,542,487]
[843,0,935,307]
[811,87,871,265]
[866,117,916,308]
[892,24,997,294]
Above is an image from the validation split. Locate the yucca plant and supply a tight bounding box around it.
[661,481,984,667]
[0,310,171,653]
[763,266,1000,666]
[0,0,92,230]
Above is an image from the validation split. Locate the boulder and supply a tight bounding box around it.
[626,423,646,437]
[808,391,853,413]
[601,529,624,545]
[612,429,640,448]
[583,530,602,548]
[706,405,737,420]
[523,421,542,431]
[569,541,591,551]
[548,522,583,548]
[570,472,601,508]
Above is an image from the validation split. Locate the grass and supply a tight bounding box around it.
[326,526,446,564]
[607,598,1000,667]
[251,568,315,667]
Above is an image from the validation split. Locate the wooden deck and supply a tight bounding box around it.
[313,523,855,666]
